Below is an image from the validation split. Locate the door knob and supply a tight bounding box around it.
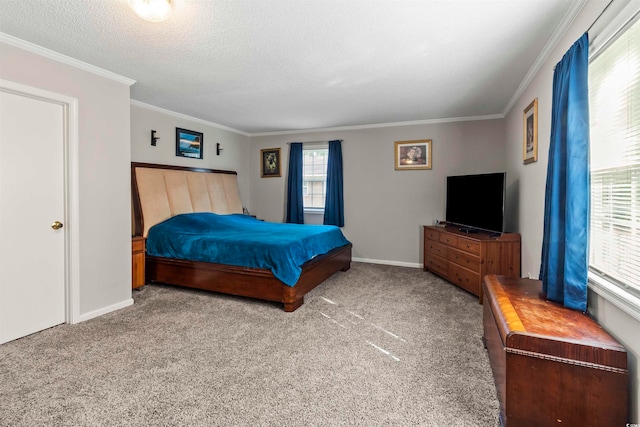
[51,221,63,230]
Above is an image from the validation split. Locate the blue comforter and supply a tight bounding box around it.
[146,213,351,287]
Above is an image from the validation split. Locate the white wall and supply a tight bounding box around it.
[503,0,639,420]
[130,103,251,207]
[0,41,132,318]
[249,119,506,266]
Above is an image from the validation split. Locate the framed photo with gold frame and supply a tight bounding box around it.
[523,98,538,164]
[260,148,281,178]
[394,139,432,170]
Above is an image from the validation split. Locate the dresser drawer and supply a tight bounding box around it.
[425,254,448,277]
[425,239,448,258]
[132,237,145,252]
[440,233,458,246]
[457,237,480,255]
[132,236,145,289]
[448,247,480,271]
[449,263,480,296]
[424,228,441,241]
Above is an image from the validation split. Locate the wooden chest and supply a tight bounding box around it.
[482,275,628,426]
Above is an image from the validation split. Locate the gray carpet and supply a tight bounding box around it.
[0,262,499,426]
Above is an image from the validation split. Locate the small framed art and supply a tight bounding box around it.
[523,98,538,164]
[394,139,432,170]
[176,128,203,159]
[261,148,281,177]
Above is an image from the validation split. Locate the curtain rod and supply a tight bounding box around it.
[587,0,614,34]
[286,139,343,144]
[553,0,614,70]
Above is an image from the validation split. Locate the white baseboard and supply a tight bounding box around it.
[75,298,134,324]
[352,257,422,269]
[74,260,420,324]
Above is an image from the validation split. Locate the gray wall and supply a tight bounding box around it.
[0,41,132,318]
[130,103,251,208]
[249,119,506,266]
[8,7,636,418]
[503,0,639,420]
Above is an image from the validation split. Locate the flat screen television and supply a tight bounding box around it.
[445,172,506,234]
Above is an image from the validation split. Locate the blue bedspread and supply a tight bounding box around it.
[146,213,351,287]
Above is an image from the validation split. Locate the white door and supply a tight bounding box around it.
[0,90,66,344]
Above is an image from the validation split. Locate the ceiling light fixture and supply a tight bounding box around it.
[129,0,172,22]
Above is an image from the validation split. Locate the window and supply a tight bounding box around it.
[303,146,328,211]
[589,10,640,315]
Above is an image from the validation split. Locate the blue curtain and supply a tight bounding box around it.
[286,143,304,224]
[539,33,590,312]
[324,140,344,227]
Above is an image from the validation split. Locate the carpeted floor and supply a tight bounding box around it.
[0,262,499,426]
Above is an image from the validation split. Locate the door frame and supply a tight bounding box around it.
[0,79,80,324]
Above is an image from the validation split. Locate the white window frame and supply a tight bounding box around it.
[302,142,328,215]
[587,0,640,322]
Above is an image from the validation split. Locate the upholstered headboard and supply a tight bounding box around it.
[132,162,243,237]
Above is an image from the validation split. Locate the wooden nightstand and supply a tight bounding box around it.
[131,236,145,289]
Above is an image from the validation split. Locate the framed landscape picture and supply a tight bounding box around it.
[261,148,281,177]
[176,127,203,159]
[395,139,432,170]
[523,98,538,164]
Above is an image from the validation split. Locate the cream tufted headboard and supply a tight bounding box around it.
[132,163,243,237]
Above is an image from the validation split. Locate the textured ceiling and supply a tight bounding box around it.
[0,0,582,134]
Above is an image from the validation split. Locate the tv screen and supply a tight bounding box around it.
[445,172,505,233]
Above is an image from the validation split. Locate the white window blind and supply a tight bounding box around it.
[302,146,328,210]
[589,15,640,299]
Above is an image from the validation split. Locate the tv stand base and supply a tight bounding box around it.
[458,227,480,234]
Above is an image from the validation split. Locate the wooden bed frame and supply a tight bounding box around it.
[131,162,352,312]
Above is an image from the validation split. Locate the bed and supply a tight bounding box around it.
[131,162,352,312]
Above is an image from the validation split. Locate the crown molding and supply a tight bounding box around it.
[502,0,588,116]
[0,32,135,86]
[130,99,251,136]
[249,114,504,137]
[132,99,503,137]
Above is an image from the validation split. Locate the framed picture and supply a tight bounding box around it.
[523,98,538,164]
[394,139,432,170]
[176,127,203,159]
[260,148,281,178]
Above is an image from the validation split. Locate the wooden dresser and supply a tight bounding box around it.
[423,225,520,301]
[482,275,628,426]
[131,236,145,289]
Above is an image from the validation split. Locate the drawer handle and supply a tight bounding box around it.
[466,244,470,248]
